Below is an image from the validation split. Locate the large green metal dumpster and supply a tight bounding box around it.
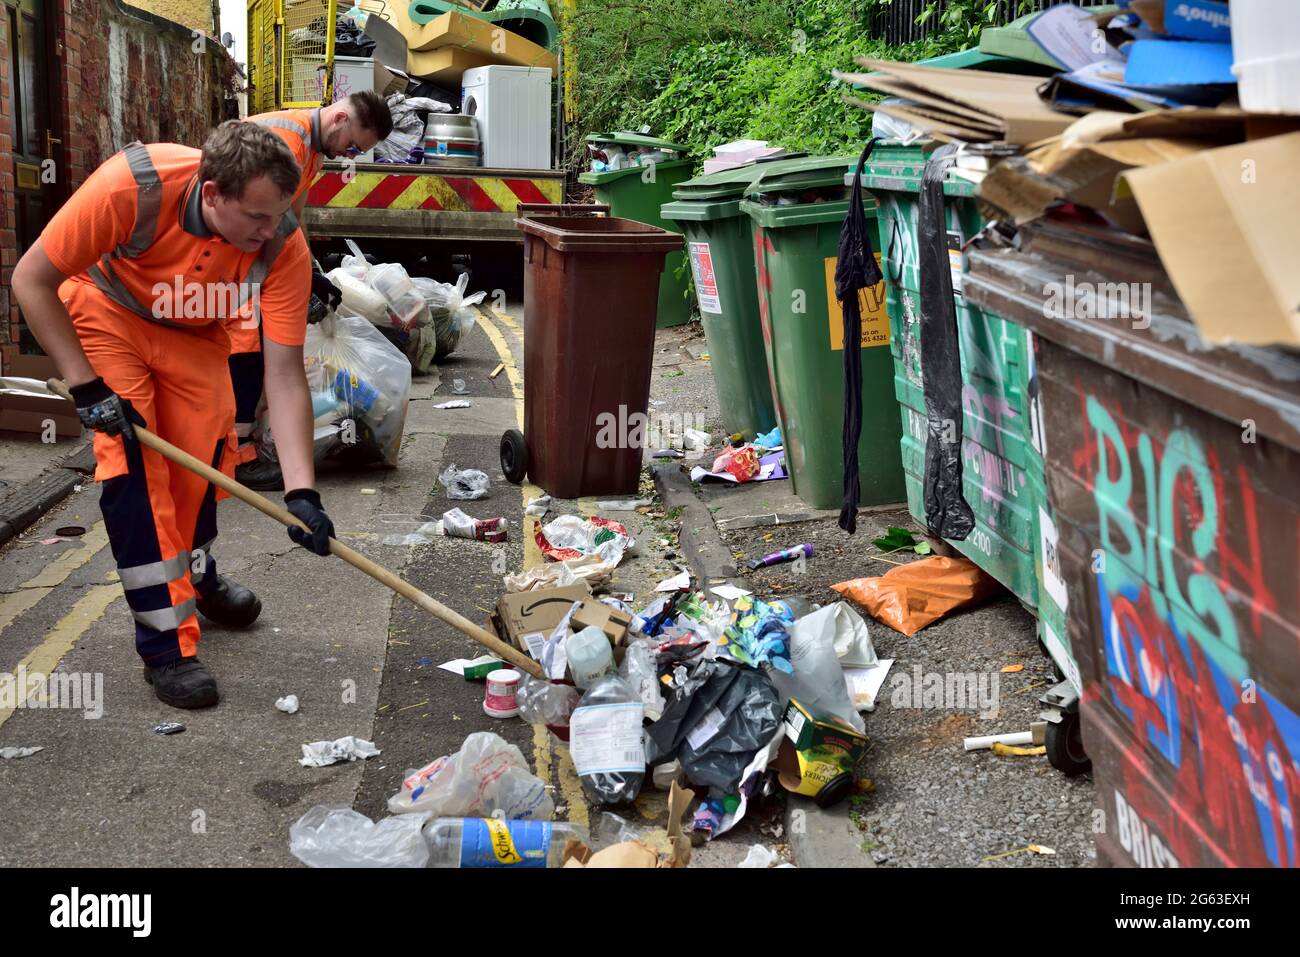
[856,142,1082,773]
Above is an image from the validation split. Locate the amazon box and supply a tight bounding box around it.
[494,585,591,660]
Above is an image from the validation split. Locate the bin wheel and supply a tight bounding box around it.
[1045,712,1092,777]
[500,429,528,485]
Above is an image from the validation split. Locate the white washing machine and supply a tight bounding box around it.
[460,65,553,170]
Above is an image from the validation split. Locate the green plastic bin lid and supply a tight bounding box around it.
[586,131,689,152]
[577,156,695,186]
[748,155,856,195]
[669,164,774,202]
[739,194,876,230]
[917,47,1059,76]
[660,197,744,223]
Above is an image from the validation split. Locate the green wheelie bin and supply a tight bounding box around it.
[660,163,783,439]
[579,132,696,327]
[739,157,906,511]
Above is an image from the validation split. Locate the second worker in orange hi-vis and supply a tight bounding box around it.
[229,91,393,491]
[12,122,338,710]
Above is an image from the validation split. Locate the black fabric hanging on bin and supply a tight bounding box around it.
[917,143,975,541]
[835,139,884,535]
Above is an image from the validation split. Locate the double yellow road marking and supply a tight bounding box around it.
[475,306,589,830]
[0,522,116,731]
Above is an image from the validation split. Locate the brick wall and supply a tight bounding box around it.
[0,0,240,373]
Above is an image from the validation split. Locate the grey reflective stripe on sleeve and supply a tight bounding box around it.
[118,141,163,258]
[131,598,197,632]
[117,553,192,592]
[237,235,287,325]
[253,117,310,144]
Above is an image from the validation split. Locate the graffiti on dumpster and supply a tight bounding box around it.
[1076,389,1300,867]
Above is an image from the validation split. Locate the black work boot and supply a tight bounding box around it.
[144,657,219,709]
[195,576,262,629]
[235,457,283,491]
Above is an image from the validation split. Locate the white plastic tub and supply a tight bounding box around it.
[1231,0,1300,113]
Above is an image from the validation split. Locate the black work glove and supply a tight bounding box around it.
[284,488,336,556]
[311,269,342,311]
[69,377,145,441]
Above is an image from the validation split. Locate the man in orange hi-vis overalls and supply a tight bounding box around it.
[230,91,393,490]
[12,123,337,710]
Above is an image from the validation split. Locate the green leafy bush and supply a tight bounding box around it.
[564,0,994,169]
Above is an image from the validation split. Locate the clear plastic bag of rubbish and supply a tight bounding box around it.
[412,274,485,360]
[289,806,431,868]
[439,463,490,500]
[339,239,371,280]
[327,268,388,323]
[387,731,554,819]
[620,639,665,722]
[296,311,411,468]
[368,262,431,333]
[769,603,867,734]
[516,675,581,727]
[569,674,645,805]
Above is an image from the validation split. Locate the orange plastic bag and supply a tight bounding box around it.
[831,556,1002,637]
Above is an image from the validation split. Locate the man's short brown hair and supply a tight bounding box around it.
[348,90,394,141]
[199,120,301,200]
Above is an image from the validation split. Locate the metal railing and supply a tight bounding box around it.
[869,0,1083,46]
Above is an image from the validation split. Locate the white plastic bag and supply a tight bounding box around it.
[339,239,371,279]
[290,806,430,868]
[387,732,554,820]
[770,605,867,734]
[302,311,411,468]
[439,463,490,500]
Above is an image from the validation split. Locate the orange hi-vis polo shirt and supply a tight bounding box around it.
[248,108,325,208]
[40,141,312,347]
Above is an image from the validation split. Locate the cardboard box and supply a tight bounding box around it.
[776,699,869,804]
[838,58,1076,145]
[493,584,592,659]
[405,46,496,86]
[406,11,558,73]
[0,377,80,438]
[1122,130,1300,347]
[571,600,632,648]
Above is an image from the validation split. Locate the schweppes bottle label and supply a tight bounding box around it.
[461,819,552,868]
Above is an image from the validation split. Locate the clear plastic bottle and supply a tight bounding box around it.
[423,818,588,868]
[565,625,616,689]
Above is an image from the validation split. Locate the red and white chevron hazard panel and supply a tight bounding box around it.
[308,170,564,212]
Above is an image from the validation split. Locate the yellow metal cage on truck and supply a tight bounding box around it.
[244,0,566,242]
